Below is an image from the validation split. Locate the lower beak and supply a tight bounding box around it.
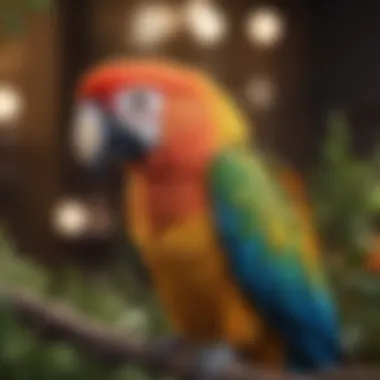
[110,127,149,162]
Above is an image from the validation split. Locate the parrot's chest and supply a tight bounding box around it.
[128,169,223,280]
[146,213,226,285]
[145,215,230,340]
[128,172,244,339]
[145,173,208,234]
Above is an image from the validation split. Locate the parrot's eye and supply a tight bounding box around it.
[125,90,162,112]
[113,88,164,146]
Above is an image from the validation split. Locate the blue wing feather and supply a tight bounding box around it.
[208,149,341,372]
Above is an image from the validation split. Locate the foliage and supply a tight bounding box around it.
[309,111,380,361]
[0,228,167,380]
[3,231,380,370]
[310,111,379,259]
[329,263,380,363]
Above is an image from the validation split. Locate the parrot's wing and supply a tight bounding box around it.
[208,149,340,371]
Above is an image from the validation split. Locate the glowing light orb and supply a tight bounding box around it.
[129,3,180,49]
[245,76,277,110]
[51,199,91,239]
[184,0,228,47]
[246,7,285,48]
[0,85,23,125]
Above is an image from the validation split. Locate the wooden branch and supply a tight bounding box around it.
[1,289,379,380]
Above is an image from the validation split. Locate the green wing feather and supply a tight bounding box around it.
[208,148,340,371]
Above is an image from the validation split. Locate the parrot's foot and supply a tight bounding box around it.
[149,335,190,371]
[152,335,189,353]
[187,344,238,380]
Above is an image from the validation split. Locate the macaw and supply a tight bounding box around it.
[70,58,341,375]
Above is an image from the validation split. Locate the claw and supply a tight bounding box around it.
[149,335,190,372]
[153,335,188,353]
[190,344,238,380]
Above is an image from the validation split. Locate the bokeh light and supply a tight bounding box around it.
[0,84,23,125]
[128,3,180,49]
[184,0,229,48]
[245,75,277,110]
[245,7,285,48]
[51,199,92,239]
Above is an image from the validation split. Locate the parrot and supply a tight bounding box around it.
[70,58,341,376]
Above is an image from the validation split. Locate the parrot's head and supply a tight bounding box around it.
[71,59,250,172]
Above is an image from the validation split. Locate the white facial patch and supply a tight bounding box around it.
[71,102,106,166]
[113,87,164,147]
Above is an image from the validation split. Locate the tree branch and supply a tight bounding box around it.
[1,289,379,380]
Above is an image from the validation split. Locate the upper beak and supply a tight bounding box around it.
[71,115,149,176]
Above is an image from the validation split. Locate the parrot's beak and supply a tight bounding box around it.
[71,102,151,174]
[108,123,150,162]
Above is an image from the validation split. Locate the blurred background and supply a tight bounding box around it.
[0,0,380,378]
